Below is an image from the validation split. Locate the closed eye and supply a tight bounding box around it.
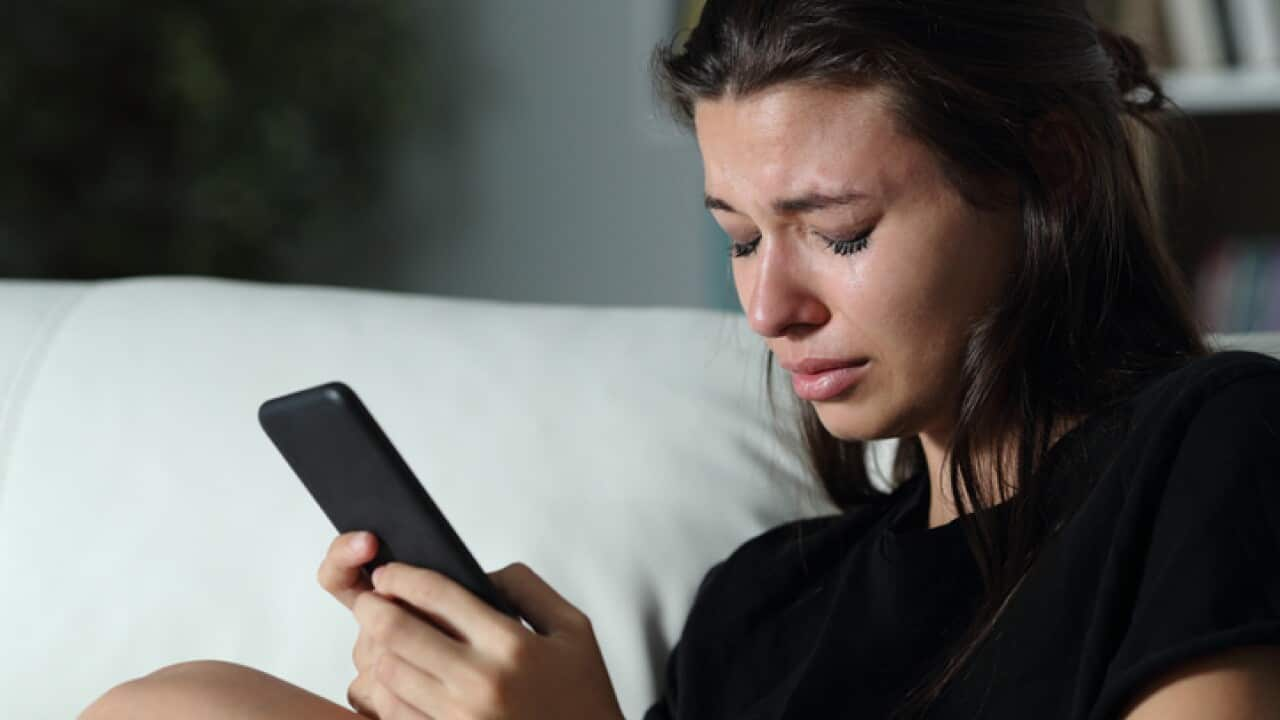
[729,228,872,259]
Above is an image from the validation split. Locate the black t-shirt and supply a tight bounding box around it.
[643,349,1280,719]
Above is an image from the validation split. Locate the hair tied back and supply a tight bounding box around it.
[1097,27,1168,115]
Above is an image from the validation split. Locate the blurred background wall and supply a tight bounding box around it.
[0,0,734,309]
[382,1,726,308]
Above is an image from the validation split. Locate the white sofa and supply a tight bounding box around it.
[0,276,850,719]
[2,277,1274,719]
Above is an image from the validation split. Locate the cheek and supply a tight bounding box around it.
[854,257,936,346]
[855,255,974,394]
[863,227,991,344]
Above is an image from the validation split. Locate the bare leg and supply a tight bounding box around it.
[79,660,363,720]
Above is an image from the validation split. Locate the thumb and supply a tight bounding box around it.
[488,562,582,636]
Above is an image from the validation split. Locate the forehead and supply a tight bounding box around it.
[693,84,910,199]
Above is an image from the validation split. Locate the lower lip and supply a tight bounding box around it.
[790,362,870,401]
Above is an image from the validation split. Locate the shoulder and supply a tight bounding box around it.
[700,512,846,592]
[1086,351,1280,718]
[1114,350,1280,470]
[1132,350,1280,417]
[724,492,899,571]
[685,498,895,627]
[1178,351,1280,441]
[1114,349,1280,516]
[1131,350,1280,454]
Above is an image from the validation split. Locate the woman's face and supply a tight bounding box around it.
[694,83,1020,443]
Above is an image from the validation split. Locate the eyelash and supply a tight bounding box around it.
[728,229,872,259]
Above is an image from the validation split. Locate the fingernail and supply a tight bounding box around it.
[371,565,385,585]
[350,532,368,553]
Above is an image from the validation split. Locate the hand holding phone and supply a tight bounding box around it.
[259,381,521,620]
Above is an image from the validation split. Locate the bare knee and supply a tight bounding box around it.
[79,659,358,720]
[144,659,250,682]
[80,661,233,719]
[78,674,153,720]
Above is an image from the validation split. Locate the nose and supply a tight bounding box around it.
[741,235,830,339]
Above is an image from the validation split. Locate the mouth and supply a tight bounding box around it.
[789,360,871,402]
[782,357,870,374]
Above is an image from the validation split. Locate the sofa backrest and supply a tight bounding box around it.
[0,277,831,719]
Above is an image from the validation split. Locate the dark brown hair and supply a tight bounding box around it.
[652,1,1210,715]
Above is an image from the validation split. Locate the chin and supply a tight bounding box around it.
[810,402,875,442]
[811,397,909,443]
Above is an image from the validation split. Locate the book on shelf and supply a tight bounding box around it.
[1163,0,1280,70]
[1164,0,1229,69]
[1228,0,1280,67]
[1194,234,1280,332]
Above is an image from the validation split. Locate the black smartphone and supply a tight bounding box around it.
[258,381,521,620]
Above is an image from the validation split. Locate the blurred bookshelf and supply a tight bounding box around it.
[1161,67,1280,113]
[1091,0,1280,334]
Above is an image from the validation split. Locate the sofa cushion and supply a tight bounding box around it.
[0,280,90,503]
[0,277,833,719]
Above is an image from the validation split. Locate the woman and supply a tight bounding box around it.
[81,1,1280,718]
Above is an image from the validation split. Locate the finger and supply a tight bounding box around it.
[352,590,469,689]
[366,671,435,717]
[488,562,585,636]
[347,672,381,719]
[371,679,432,720]
[371,562,522,646]
[375,651,457,720]
[353,627,382,673]
[319,531,379,610]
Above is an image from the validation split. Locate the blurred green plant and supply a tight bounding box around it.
[0,0,431,279]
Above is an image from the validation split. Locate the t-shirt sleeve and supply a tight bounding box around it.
[642,560,727,720]
[1095,371,1280,717]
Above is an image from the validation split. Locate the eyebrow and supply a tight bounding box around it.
[704,191,870,215]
